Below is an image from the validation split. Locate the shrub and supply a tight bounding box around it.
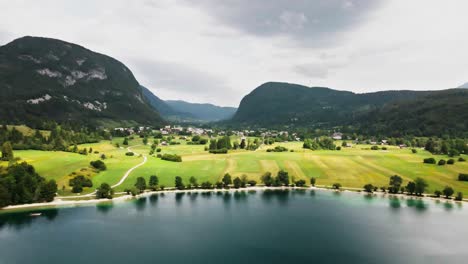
[209,148,228,154]
[371,146,379,150]
[156,148,162,152]
[411,149,417,154]
[455,192,463,201]
[434,190,442,198]
[336,146,341,150]
[332,183,342,190]
[458,173,468,181]
[295,179,306,187]
[125,152,135,156]
[90,160,107,171]
[69,175,93,190]
[247,180,257,186]
[266,146,288,152]
[160,153,182,162]
[447,159,455,165]
[100,154,106,160]
[382,147,387,150]
[72,185,83,193]
[156,154,162,158]
[438,159,446,166]
[423,158,436,164]
[459,157,466,162]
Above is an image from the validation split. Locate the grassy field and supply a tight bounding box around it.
[2,136,467,196]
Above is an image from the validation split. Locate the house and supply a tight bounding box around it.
[332,132,343,140]
[160,141,168,146]
[399,144,407,149]
[345,142,353,148]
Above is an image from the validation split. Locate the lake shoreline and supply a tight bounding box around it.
[1,185,463,212]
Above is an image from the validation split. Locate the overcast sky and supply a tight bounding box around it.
[1,0,467,106]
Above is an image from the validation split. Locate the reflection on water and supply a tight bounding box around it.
[96,202,114,214]
[149,194,159,206]
[134,197,147,211]
[389,197,401,209]
[0,208,59,231]
[406,198,427,211]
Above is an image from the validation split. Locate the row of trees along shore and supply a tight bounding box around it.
[121,172,464,202]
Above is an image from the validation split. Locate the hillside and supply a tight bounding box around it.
[166,100,237,122]
[0,36,164,127]
[231,82,468,136]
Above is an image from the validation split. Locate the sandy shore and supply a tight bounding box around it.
[1,185,463,212]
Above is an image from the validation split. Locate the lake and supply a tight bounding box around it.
[0,189,467,264]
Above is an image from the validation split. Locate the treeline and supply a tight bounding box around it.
[303,137,337,150]
[0,162,57,208]
[0,124,106,151]
[360,175,464,201]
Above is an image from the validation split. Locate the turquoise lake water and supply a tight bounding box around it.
[0,189,467,264]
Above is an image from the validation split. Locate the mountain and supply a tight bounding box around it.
[165,100,237,122]
[231,82,468,136]
[0,36,164,127]
[458,82,468,88]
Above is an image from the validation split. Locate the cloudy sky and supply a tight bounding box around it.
[1,0,467,106]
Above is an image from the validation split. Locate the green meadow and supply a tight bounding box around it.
[3,137,467,195]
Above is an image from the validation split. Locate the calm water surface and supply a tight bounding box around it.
[0,190,467,264]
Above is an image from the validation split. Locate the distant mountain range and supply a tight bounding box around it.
[140,85,236,122]
[231,82,468,136]
[1,36,466,136]
[458,82,468,88]
[165,100,236,122]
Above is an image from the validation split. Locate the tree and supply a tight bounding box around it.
[1,141,14,161]
[233,177,242,189]
[175,176,184,190]
[222,173,232,188]
[442,186,454,199]
[123,137,129,145]
[363,184,374,193]
[405,181,416,195]
[240,174,248,188]
[135,177,147,193]
[240,139,246,149]
[200,181,213,189]
[310,177,316,187]
[277,170,289,186]
[90,160,107,171]
[36,180,58,202]
[455,192,463,201]
[414,177,428,196]
[434,190,442,198]
[143,137,148,145]
[438,159,446,166]
[389,175,403,193]
[96,183,114,199]
[215,182,223,189]
[261,172,273,186]
[149,175,159,190]
[189,176,198,188]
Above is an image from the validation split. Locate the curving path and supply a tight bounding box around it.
[57,145,147,198]
[111,146,147,188]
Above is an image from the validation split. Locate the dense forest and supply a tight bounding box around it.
[0,162,57,207]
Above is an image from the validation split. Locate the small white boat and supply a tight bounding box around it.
[29,213,42,217]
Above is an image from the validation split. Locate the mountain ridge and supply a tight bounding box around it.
[0,36,164,127]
